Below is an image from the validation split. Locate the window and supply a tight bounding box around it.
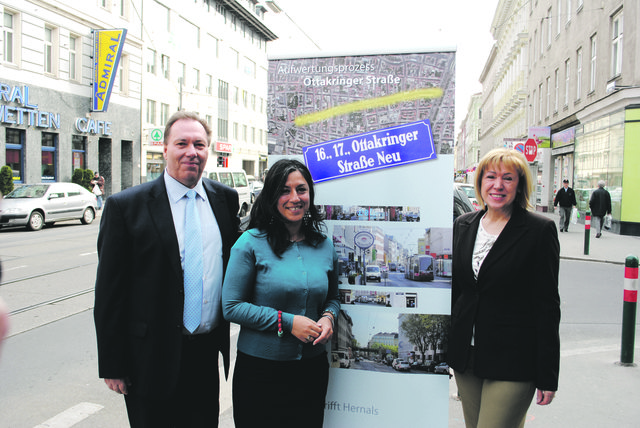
[546,76,551,117]
[538,83,543,121]
[251,94,256,111]
[577,0,583,10]
[191,68,200,90]
[3,12,16,64]
[566,0,572,23]
[161,54,170,79]
[533,30,537,61]
[233,122,238,140]
[590,34,597,92]
[205,74,213,95]
[44,26,57,74]
[548,7,553,43]
[178,61,186,86]
[72,135,87,175]
[99,0,111,11]
[576,48,582,100]
[207,34,219,59]
[160,103,170,125]
[556,1,561,35]
[69,35,79,81]
[242,124,247,142]
[119,0,128,18]
[218,118,228,141]
[540,20,544,55]
[41,133,57,182]
[564,59,570,106]
[146,48,156,74]
[251,127,256,143]
[554,69,559,112]
[114,53,129,95]
[611,11,623,77]
[242,90,248,108]
[147,100,157,125]
[6,128,24,183]
[233,87,239,104]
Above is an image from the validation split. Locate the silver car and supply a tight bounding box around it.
[0,183,98,231]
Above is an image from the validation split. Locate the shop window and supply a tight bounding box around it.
[42,133,58,182]
[146,151,164,181]
[6,128,24,183]
[72,135,87,175]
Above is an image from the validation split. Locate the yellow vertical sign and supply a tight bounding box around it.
[92,29,127,112]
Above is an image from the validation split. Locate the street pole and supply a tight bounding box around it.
[583,210,591,255]
[620,255,638,366]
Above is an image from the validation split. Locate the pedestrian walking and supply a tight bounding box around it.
[91,172,105,210]
[589,180,612,238]
[553,178,576,232]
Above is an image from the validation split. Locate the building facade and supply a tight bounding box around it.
[461,0,640,235]
[140,0,277,183]
[1,0,143,195]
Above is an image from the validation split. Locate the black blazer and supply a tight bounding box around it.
[94,176,240,399]
[449,207,560,391]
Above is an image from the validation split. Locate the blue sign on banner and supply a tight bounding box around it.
[303,120,436,183]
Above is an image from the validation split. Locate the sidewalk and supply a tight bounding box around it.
[542,211,640,264]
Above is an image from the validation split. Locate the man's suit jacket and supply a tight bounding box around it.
[94,176,240,399]
[449,207,561,391]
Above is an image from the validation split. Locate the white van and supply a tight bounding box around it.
[203,167,251,217]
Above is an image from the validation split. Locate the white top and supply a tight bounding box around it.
[472,214,499,280]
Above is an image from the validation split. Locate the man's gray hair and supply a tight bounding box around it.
[598,180,606,188]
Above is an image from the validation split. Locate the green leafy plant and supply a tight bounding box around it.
[0,165,14,196]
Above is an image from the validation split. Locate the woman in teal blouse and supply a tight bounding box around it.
[222,159,340,428]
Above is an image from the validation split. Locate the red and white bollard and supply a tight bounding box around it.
[620,255,639,366]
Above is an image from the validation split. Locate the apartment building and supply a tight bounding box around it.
[462,0,640,235]
[527,0,640,235]
[0,0,143,195]
[141,0,277,182]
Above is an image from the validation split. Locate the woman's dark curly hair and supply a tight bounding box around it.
[248,159,325,256]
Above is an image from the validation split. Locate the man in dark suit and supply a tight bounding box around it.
[553,178,576,232]
[94,111,240,427]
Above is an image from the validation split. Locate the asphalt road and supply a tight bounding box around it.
[0,220,638,427]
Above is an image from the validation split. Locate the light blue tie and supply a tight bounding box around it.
[183,189,203,333]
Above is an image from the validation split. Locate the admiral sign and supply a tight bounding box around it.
[92,29,127,112]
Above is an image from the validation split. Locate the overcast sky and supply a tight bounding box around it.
[267,0,499,134]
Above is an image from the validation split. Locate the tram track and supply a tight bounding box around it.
[2,261,97,316]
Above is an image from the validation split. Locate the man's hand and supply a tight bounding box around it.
[105,378,130,395]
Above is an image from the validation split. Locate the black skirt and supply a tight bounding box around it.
[232,351,329,428]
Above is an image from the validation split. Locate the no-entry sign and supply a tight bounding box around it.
[524,138,538,162]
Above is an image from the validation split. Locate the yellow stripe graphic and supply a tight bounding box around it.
[294,87,443,127]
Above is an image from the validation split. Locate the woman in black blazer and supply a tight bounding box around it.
[450,148,560,428]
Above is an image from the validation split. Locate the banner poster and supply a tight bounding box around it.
[268,50,455,427]
[92,29,127,112]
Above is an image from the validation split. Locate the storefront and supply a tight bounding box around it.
[1,79,141,195]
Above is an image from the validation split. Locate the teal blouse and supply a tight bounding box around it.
[222,228,340,361]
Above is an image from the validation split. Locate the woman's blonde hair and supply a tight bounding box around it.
[474,148,534,211]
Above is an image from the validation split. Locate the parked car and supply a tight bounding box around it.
[365,265,381,282]
[334,351,350,368]
[392,359,411,371]
[412,360,437,372]
[246,175,263,203]
[434,362,450,375]
[0,183,98,231]
[457,183,481,210]
[204,167,251,217]
[454,184,476,221]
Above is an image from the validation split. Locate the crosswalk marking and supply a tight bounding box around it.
[33,402,104,428]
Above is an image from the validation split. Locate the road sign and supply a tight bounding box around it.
[524,138,538,162]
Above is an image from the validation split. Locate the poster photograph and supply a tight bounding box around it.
[268,48,455,427]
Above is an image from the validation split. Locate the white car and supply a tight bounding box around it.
[0,183,98,231]
[365,265,381,282]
